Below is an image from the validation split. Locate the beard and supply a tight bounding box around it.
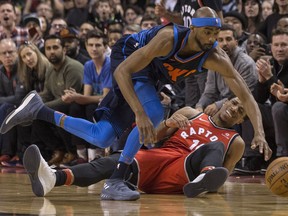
[48,55,63,65]
[195,35,213,51]
[66,46,78,58]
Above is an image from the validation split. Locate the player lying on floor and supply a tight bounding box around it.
[23,97,246,198]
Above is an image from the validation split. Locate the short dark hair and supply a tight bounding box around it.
[272,28,288,37]
[220,24,238,39]
[85,30,108,46]
[44,34,64,47]
[0,1,15,13]
[140,14,161,25]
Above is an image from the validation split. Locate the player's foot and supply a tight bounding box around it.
[100,178,140,201]
[23,144,56,197]
[0,90,44,134]
[183,167,229,198]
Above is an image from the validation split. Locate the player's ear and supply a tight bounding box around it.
[189,25,194,31]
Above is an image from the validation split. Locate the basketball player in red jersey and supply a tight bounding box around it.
[23,97,246,198]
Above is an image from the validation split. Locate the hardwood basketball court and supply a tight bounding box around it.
[1,167,288,215]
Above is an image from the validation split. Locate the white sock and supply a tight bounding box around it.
[77,148,87,161]
[88,148,98,162]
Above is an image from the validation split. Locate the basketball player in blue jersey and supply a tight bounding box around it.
[155,0,223,108]
[0,7,272,201]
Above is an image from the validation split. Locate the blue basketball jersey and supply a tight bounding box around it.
[111,23,217,85]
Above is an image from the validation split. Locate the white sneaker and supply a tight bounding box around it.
[23,144,56,197]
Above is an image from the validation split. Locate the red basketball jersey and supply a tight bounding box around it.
[135,113,239,194]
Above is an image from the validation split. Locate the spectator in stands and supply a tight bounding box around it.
[0,1,29,48]
[48,17,67,36]
[31,35,84,166]
[108,29,123,48]
[123,5,143,25]
[258,0,288,43]
[60,27,90,65]
[276,16,288,30]
[3,41,52,167]
[24,0,64,18]
[262,0,274,21]
[22,14,44,50]
[255,28,288,157]
[90,0,115,33]
[246,32,270,62]
[66,0,89,28]
[36,2,53,23]
[63,0,75,17]
[196,25,257,116]
[0,39,25,165]
[140,14,161,30]
[242,0,263,33]
[224,11,249,48]
[61,31,112,165]
[78,22,97,58]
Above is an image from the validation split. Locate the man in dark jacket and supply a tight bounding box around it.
[0,39,26,164]
[255,28,288,157]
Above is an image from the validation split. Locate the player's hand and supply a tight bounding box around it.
[165,113,191,129]
[155,0,167,17]
[251,134,272,161]
[204,103,219,116]
[135,112,157,145]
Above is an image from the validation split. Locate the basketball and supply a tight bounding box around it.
[265,157,288,197]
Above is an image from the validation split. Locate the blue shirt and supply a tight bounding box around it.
[83,57,112,95]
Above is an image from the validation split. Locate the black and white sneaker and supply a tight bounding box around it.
[183,167,229,198]
[0,91,44,134]
[23,144,56,197]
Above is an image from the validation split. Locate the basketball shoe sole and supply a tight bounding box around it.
[0,90,44,134]
[23,144,56,197]
[183,167,229,198]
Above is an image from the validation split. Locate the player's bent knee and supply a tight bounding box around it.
[207,141,225,152]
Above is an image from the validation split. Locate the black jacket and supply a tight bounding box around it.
[255,59,288,105]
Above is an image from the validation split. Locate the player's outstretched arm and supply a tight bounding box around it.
[203,48,272,161]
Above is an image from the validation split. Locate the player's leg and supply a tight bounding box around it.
[101,81,164,201]
[183,141,229,198]
[0,91,117,148]
[23,144,121,196]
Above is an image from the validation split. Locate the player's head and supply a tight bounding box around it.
[190,7,221,51]
[215,97,246,127]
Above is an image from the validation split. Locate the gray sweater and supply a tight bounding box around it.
[196,47,257,109]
